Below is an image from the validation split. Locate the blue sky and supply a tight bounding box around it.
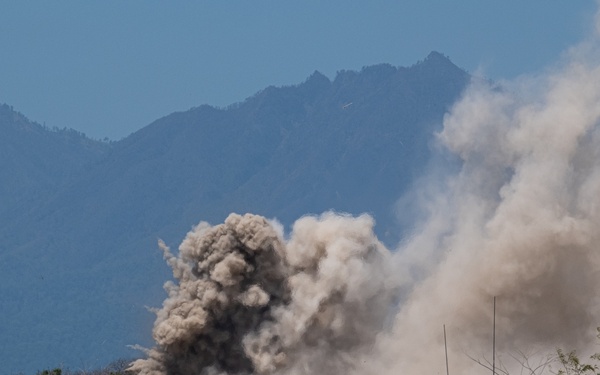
[0,1,596,140]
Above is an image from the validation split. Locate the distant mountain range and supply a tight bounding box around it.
[0,51,470,373]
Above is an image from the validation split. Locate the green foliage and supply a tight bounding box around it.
[30,358,132,375]
[37,370,61,375]
[555,329,600,375]
[556,349,600,375]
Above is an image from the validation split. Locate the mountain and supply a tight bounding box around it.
[0,51,470,373]
[0,104,109,220]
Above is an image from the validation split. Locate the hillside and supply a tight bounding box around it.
[0,104,109,220]
[0,51,470,373]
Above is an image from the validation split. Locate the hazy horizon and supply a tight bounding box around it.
[0,1,595,140]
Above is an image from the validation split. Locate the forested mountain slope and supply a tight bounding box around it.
[0,51,470,373]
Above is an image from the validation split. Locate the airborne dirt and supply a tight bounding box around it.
[132,15,600,375]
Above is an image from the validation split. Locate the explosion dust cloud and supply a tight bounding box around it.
[130,213,395,375]
[132,14,600,375]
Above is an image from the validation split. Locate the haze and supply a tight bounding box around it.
[0,1,595,140]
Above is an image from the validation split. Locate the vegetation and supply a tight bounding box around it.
[471,329,600,375]
[556,348,600,375]
[9,359,134,375]
[18,329,600,375]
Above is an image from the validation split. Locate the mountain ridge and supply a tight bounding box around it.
[0,51,471,373]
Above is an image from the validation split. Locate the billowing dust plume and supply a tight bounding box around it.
[130,213,395,375]
[371,30,600,375]
[132,14,600,375]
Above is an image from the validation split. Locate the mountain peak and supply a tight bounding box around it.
[426,51,450,62]
[306,70,330,84]
[301,70,331,93]
[418,51,461,70]
[410,51,469,79]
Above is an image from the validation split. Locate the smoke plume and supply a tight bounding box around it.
[132,12,600,375]
[130,213,395,375]
[372,53,600,375]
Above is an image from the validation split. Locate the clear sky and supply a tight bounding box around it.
[0,1,596,140]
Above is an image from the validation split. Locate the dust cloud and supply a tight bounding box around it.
[130,213,395,375]
[374,46,600,374]
[132,11,600,375]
